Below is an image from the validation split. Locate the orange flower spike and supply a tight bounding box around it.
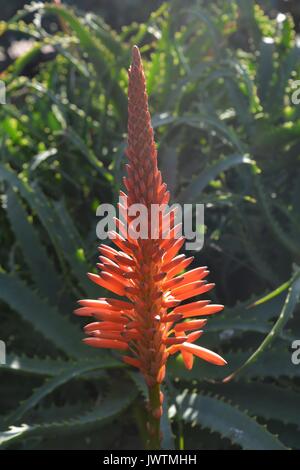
[76,46,227,450]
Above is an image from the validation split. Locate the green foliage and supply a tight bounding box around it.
[176,390,286,450]
[0,384,137,448]
[0,0,300,450]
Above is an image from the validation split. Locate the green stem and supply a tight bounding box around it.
[178,420,185,450]
[133,403,148,449]
[147,383,162,450]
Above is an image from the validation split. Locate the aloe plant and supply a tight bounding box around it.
[0,0,300,450]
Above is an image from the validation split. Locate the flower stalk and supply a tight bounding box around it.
[75,45,227,449]
[147,383,162,450]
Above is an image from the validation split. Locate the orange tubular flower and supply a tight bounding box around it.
[75,46,227,449]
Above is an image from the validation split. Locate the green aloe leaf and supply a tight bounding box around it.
[178,154,254,203]
[223,270,300,382]
[206,288,291,341]
[2,355,73,376]
[0,272,87,359]
[211,381,300,428]
[2,354,123,377]
[42,3,127,119]
[169,345,300,382]
[3,360,119,427]
[0,163,98,297]
[257,38,275,108]
[176,390,286,450]
[0,385,137,448]
[6,187,61,303]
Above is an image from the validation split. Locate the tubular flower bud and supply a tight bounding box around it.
[75,46,227,448]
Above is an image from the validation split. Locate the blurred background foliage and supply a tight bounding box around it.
[0,0,300,450]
